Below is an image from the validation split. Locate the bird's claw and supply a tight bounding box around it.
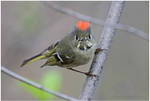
[95,48,108,55]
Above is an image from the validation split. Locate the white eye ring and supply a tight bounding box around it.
[89,34,92,39]
[75,35,79,40]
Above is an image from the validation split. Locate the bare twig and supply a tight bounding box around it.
[43,2,148,41]
[1,66,79,101]
[79,1,125,101]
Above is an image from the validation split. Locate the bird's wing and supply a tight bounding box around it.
[42,41,59,57]
[20,41,59,67]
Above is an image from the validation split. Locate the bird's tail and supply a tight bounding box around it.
[20,53,46,67]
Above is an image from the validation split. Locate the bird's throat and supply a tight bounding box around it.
[76,41,93,51]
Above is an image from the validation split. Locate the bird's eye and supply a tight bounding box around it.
[75,35,79,40]
[88,34,92,39]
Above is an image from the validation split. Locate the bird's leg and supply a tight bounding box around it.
[67,68,96,77]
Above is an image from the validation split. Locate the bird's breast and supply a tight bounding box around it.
[55,39,96,68]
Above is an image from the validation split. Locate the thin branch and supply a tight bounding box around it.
[79,1,125,101]
[43,2,148,41]
[1,66,79,101]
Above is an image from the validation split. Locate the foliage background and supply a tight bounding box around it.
[1,1,148,100]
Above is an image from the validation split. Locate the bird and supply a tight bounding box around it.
[21,21,100,76]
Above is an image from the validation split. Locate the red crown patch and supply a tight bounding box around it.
[76,21,90,31]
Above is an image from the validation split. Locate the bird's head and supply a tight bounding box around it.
[73,21,92,41]
[71,21,96,51]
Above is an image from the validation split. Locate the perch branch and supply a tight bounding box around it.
[43,2,148,41]
[1,66,79,101]
[79,1,125,101]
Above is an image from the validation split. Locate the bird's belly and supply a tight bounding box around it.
[56,41,96,68]
[59,49,93,68]
[60,58,90,68]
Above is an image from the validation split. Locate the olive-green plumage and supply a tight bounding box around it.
[21,21,97,69]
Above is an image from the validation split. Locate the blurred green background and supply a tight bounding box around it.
[1,1,148,101]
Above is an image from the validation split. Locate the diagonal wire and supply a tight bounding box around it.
[1,66,79,101]
[79,1,125,100]
[43,2,148,41]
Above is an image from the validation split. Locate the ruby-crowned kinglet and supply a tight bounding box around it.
[21,21,100,76]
